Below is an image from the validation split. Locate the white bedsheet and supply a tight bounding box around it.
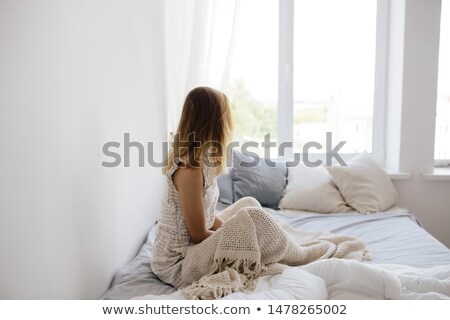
[132,259,450,300]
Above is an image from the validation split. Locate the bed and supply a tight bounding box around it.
[101,204,450,300]
[101,153,450,300]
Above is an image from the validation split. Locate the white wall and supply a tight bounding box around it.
[394,180,450,248]
[0,0,166,299]
[387,0,450,248]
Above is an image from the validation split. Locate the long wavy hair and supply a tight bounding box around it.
[163,86,234,175]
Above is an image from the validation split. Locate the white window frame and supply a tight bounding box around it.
[277,0,388,165]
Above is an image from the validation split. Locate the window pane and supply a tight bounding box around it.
[226,0,278,155]
[293,0,377,153]
[435,1,450,161]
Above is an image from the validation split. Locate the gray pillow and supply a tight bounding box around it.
[217,168,233,204]
[232,149,287,209]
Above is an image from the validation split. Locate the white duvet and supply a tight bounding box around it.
[132,259,450,300]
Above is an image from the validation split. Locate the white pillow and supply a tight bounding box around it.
[328,153,397,213]
[278,164,352,213]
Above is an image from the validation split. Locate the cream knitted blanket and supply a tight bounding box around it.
[180,206,371,300]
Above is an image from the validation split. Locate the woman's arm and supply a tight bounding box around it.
[172,167,213,244]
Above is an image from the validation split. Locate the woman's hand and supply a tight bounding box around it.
[173,167,213,243]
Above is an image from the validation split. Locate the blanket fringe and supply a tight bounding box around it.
[363,250,373,261]
[181,281,236,300]
[180,258,265,300]
[214,257,266,277]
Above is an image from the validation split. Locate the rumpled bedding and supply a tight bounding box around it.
[101,207,450,300]
[132,259,450,300]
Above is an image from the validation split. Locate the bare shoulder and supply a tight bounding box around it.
[172,167,203,191]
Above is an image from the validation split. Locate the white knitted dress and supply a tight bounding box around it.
[151,160,219,288]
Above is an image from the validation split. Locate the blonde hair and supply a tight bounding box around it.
[163,86,234,175]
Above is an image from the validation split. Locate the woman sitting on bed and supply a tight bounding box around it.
[151,86,369,299]
[151,86,248,287]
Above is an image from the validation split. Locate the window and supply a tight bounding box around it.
[292,0,377,154]
[227,0,384,161]
[435,0,450,166]
[226,0,278,155]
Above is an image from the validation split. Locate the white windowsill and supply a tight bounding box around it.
[388,172,412,180]
[421,168,450,180]
[384,169,412,180]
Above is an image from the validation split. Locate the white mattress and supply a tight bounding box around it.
[101,205,450,299]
